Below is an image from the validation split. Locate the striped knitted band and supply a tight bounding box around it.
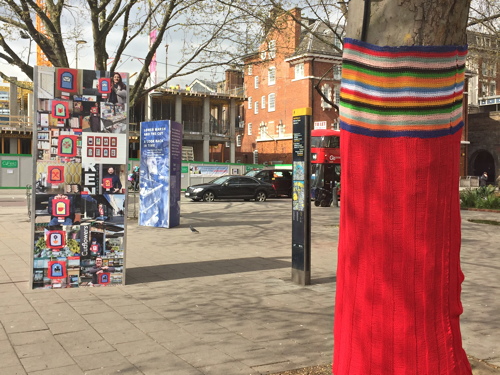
[339,38,467,138]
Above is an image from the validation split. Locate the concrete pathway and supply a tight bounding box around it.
[0,190,498,374]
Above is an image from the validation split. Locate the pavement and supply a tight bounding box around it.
[0,188,499,375]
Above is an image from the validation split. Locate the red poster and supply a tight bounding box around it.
[52,198,70,218]
[47,166,65,184]
[51,101,70,119]
[47,261,67,279]
[98,78,112,93]
[98,272,111,285]
[56,68,78,93]
[46,230,66,249]
[102,178,113,189]
[57,135,78,157]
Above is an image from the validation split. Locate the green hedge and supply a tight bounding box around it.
[460,186,500,209]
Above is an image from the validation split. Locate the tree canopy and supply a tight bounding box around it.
[0,0,498,105]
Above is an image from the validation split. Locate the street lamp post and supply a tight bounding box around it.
[75,40,87,69]
[165,44,169,87]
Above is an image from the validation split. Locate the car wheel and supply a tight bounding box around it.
[314,199,321,207]
[255,191,267,202]
[203,191,215,202]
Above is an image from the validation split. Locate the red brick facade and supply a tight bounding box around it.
[238,8,342,165]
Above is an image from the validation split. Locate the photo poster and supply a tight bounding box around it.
[31,66,129,289]
[139,120,182,228]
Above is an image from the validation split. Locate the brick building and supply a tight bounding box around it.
[239,8,342,165]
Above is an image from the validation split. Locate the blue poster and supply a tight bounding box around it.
[139,120,181,228]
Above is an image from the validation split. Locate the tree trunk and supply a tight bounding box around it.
[334,0,472,374]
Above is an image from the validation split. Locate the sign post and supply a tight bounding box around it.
[291,108,312,285]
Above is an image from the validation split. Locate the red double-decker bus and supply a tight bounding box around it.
[311,129,341,205]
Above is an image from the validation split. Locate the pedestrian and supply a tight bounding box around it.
[479,171,488,187]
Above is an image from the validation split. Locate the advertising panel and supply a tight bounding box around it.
[139,120,182,228]
[31,67,128,289]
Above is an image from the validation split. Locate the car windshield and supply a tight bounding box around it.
[208,176,232,185]
[244,170,260,177]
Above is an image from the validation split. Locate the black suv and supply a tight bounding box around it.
[245,169,292,197]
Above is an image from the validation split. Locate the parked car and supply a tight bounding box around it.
[245,168,293,197]
[184,175,275,202]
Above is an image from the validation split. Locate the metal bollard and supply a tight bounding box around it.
[332,187,339,207]
[26,184,32,219]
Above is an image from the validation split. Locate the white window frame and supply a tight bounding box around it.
[247,65,253,75]
[236,135,242,147]
[269,40,276,59]
[254,76,259,89]
[268,93,276,112]
[247,123,252,136]
[254,101,259,114]
[261,96,266,109]
[489,80,496,96]
[334,86,340,104]
[278,122,285,138]
[334,65,342,80]
[259,123,268,139]
[295,63,304,79]
[268,67,276,85]
[321,84,333,110]
[248,97,252,110]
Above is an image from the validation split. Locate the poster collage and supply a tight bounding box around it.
[32,66,129,289]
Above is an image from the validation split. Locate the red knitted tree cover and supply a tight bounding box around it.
[334,39,472,375]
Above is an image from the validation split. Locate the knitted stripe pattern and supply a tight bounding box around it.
[340,38,467,138]
[333,39,472,375]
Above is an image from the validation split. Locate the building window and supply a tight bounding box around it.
[259,123,268,139]
[248,97,252,110]
[247,65,253,75]
[321,84,333,110]
[278,121,285,138]
[481,82,488,97]
[261,96,266,109]
[295,63,304,79]
[236,135,242,147]
[332,118,340,131]
[333,34,342,50]
[254,76,259,89]
[490,81,497,96]
[254,102,259,114]
[334,86,340,104]
[334,65,342,80]
[260,50,267,60]
[247,123,252,135]
[268,67,276,85]
[268,93,276,112]
[269,40,276,59]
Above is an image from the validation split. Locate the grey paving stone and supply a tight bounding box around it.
[1,364,27,375]
[114,338,166,357]
[0,340,24,367]
[19,352,75,373]
[73,349,131,371]
[0,311,48,333]
[28,364,85,375]
[127,350,202,375]
[47,317,92,335]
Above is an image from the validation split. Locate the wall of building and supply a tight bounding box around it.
[468,111,500,184]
